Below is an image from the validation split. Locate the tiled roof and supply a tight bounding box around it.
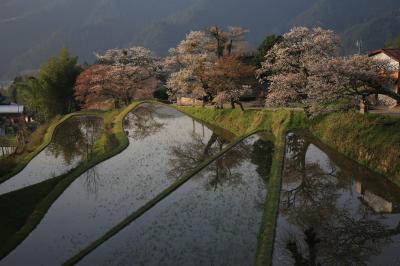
[369,48,400,62]
[0,104,24,114]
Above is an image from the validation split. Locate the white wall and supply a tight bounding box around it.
[371,53,400,71]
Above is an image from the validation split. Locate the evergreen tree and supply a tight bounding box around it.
[11,48,81,121]
[253,34,283,66]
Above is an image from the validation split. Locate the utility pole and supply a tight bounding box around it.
[356,40,363,55]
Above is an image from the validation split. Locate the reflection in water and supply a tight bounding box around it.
[0,146,16,157]
[78,134,274,266]
[0,116,103,195]
[123,104,164,140]
[83,167,100,198]
[48,116,103,163]
[168,132,228,178]
[0,103,234,266]
[273,132,400,266]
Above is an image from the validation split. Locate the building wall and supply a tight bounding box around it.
[371,52,400,106]
[177,97,203,106]
[371,53,400,72]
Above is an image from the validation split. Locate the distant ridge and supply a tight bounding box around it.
[1,0,399,80]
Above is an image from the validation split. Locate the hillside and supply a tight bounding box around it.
[1,0,400,80]
[289,0,400,53]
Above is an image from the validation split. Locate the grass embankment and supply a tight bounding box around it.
[310,112,400,183]
[0,175,64,245]
[176,106,306,266]
[0,101,143,259]
[176,106,306,137]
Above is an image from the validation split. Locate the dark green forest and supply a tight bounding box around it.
[1,0,399,80]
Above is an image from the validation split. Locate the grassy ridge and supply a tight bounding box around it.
[176,107,306,137]
[310,112,400,183]
[0,102,143,259]
[0,175,64,245]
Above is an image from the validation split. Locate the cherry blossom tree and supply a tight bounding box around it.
[164,31,215,101]
[306,55,398,114]
[95,46,161,72]
[257,27,339,114]
[206,56,255,110]
[257,27,398,117]
[74,64,158,109]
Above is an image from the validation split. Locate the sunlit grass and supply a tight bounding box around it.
[311,112,400,183]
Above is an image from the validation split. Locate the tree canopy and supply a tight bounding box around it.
[253,34,283,66]
[8,48,81,121]
[75,65,158,109]
[257,27,398,117]
[385,35,400,48]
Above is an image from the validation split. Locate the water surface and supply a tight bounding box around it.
[0,116,103,195]
[79,133,274,266]
[273,132,400,265]
[0,103,233,265]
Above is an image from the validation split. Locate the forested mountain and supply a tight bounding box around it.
[1,0,399,80]
[289,0,400,53]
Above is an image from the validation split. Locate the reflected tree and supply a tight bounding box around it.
[83,167,100,197]
[250,139,274,182]
[280,133,400,265]
[206,142,250,191]
[123,105,164,140]
[168,132,226,178]
[47,116,103,164]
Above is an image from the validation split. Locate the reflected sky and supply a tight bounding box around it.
[79,133,273,266]
[0,103,233,266]
[0,116,103,195]
[273,132,400,266]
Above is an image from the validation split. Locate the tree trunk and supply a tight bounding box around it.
[227,40,233,55]
[235,100,245,111]
[230,100,235,109]
[370,84,400,102]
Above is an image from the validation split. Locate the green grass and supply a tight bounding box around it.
[310,112,400,183]
[176,106,306,137]
[0,175,64,245]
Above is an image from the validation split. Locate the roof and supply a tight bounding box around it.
[0,104,24,114]
[369,48,400,62]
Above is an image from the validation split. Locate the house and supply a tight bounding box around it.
[0,94,24,136]
[369,48,400,106]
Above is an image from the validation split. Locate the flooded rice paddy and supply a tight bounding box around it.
[0,116,103,195]
[1,104,400,266]
[0,104,233,265]
[79,133,273,266]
